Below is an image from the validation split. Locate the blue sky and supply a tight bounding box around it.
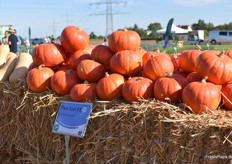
[1,0,231,38]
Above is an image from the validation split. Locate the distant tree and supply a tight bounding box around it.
[147,22,162,32]
[192,19,207,30]
[89,32,97,39]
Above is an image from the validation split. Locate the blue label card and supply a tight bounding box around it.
[52,101,93,138]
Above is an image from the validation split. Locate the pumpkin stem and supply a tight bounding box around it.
[136,77,143,81]
[166,71,173,77]
[201,76,208,84]
[84,80,90,84]
[218,50,225,57]
[155,48,160,53]
[66,69,73,74]
[38,64,45,69]
[195,45,201,51]
[105,72,110,77]
[123,28,128,32]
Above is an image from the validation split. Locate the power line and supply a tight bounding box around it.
[89,0,127,36]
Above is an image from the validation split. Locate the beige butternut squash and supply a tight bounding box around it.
[9,52,33,83]
[0,52,17,81]
[0,45,10,66]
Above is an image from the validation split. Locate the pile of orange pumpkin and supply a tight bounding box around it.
[26,26,232,114]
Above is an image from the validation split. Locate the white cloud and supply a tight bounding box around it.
[172,0,227,6]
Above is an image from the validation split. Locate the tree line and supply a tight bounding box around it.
[89,19,232,40]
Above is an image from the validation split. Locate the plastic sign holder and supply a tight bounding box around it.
[52,101,93,164]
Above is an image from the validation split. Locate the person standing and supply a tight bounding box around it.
[14,29,21,54]
[8,27,18,54]
[2,31,9,45]
[24,38,30,49]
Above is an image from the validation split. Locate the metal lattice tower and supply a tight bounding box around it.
[89,0,127,36]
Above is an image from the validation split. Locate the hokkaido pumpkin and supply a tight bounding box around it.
[154,73,188,103]
[60,26,89,53]
[196,51,232,85]
[0,45,10,66]
[110,50,142,76]
[122,77,154,103]
[32,43,66,67]
[69,50,92,70]
[143,51,174,81]
[179,50,202,73]
[70,81,97,102]
[77,59,106,82]
[9,52,33,83]
[108,29,141,53]
[223,49,232,59]
[0,52,17,81]
[91,45,114,70]
[182,77,221,114]
[51,69,80,95]
[27,65,54,92]
[186,72,202,83]
[96,73,125,100]
[221,83,232,110]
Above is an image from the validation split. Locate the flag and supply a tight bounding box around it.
[29,27,31,44]
[163,18,174,49]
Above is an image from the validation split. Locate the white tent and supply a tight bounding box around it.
[156,24,189,34]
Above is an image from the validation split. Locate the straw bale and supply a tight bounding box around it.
[0,81,232,164]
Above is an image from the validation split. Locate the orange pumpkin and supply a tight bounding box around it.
[27,65,54,92]
[122,77,154,103]
[182,77,221,114]
[70,81,97,102]
[96,73,125,100]
[221,83,232,110]
[77,59,106,82]
[110,50,142,76]
[108,29,141,53]
[179,50,202,73]
[51,69,80,95]
[143,51,174,81]
[154,73,188,103]
[60,26,89,53]
[69,50,92,70]
[91,45,114,70]
[32,43,67,67]
[196,51,232,85]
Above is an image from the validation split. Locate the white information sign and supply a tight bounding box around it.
[52,101,93,138]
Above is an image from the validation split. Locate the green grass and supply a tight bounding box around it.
[141,43,232,54]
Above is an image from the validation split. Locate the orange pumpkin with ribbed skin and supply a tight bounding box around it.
[173,68,188,78]
[225,49,232,59]
[108,29,141,53]
[186,72,202,83]
[77,59,106,82]
[169,53,180,69]
[51,69,80,95]
[179,50,202,73]
[70,81,97,102]
[27,65,54,92]
[122,77,154,103]
[32,43,67,67]
[69,50,92,70]
[96,73,125,100]
[143,52,174,81]
[110,50,142,76]
[182,77,221,114]
[60,26,89,53]
[91,45,114,69]
[196,51,232,85]
[221,83,232,110]
[154,73,188,103]
[142,50,167,65]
